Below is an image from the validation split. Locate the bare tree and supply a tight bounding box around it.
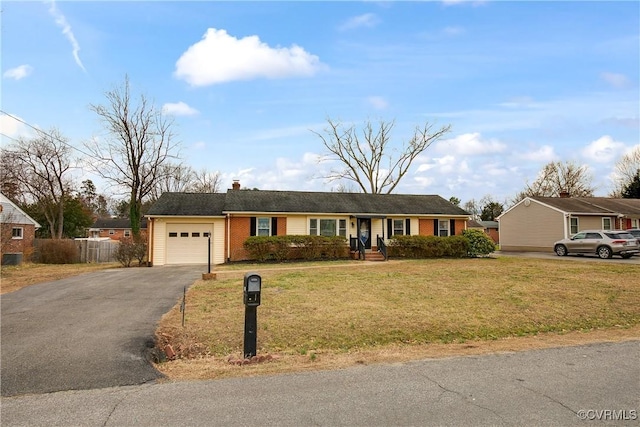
[150,163,195,200]
[0,128,73,238]
[609,146,640,197]
[86,75,180,236]
[314,118,451,194]
[188,168,222,193]
[513,161,595,203]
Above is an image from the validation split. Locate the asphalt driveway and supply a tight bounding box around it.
[1,265,202,397]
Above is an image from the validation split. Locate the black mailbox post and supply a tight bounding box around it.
[243,272,261,358]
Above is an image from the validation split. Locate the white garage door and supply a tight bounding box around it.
[166,224,213,264]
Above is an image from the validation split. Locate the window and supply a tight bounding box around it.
[309,218,345,237]
[602,218,612,230]
[180,232,189,237]
[570,217,579,235]
[109,229,115,235]
[338,219,347,237]
[11,227,23,239]
[631,219,638,228]
[393,219,404,236]
[124,230,131,237]
[169,232,178,237]
[320,219,336,237]
[438,220,449,237]
[257,217,271,236]
[192,232,200,237]
[203,232,210,237]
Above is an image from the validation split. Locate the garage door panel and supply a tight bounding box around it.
[166,224,212,264]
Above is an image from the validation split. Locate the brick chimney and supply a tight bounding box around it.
[559,191,570,198]
[232,180,240,190]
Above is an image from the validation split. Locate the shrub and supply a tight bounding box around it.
[116,237,148,267]
[387,235,469,259]
[243,235,349,262]
[37,239,78,264]
[462,229,496,257]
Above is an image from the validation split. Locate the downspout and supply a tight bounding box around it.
[226,213,231,262]
[564,214,569,239]
[147,217,154,266]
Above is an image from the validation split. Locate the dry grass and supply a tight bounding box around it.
[156,257,640,380]
[0,262,120,294]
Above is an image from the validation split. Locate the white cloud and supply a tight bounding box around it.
[367,96,388,110]
[162,102,199,116]
[518,145,557,162]
[443,26,465,36]
[600,72,630,89]
[174,28,325,86]
[47,0,85,72]
[3,65,34,80]
[581,135,627,163]
[339,13,380,31]
[434,133,506,156]
[0,114,31,139]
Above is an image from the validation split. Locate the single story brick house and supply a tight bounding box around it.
[88,218,148,240]
[498,196,640,252]
[1,192,41,264]
[146,182,471,265]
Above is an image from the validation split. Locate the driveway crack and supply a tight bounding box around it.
[101,384,152,427]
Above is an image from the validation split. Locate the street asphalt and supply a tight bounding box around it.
[2,340,638,426]
[1,265,202,397]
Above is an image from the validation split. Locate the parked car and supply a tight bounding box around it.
[625,229,640,239]
[553,230,640,259]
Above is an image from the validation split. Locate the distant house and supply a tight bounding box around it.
[145,181,471,265]
[478,220,500,244]
[1,193,41,264]
[88,218,148,240]
[498,196,640,252]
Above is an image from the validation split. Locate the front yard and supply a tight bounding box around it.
[155,257,640,380]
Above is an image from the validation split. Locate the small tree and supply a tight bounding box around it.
[621,170,640,198]
[463,229,496,257]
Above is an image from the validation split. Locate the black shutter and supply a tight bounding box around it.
[405,219,411,236]
[387,219,392,237]
[250,217,256,236]
[450,219,456,236]
[271,217,278,236]
[433,219,439,236]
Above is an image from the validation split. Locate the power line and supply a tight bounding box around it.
[0,109,97,159]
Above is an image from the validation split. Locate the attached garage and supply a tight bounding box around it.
[165,223,214,264]
[146,193,228,266]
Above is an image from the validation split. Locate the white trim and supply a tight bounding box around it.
[0,193,41,228]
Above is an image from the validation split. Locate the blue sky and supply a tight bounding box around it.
[1,0,639,205]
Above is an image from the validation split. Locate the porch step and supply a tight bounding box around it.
[364,251,386,262]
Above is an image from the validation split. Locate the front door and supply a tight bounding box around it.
[358,218,372,250]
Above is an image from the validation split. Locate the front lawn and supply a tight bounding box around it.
[156,257,640,379]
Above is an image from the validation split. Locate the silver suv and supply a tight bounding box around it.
[554,230,640,259]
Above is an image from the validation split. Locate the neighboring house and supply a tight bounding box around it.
[498,196,640,252]
[88,218,148,240]
[478,220,500,244]
[1,192,41,264]
[146,182,471,265]
[467,219,499,244]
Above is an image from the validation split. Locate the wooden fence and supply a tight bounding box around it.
[33,239,120,263]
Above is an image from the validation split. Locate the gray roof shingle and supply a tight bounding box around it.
[533,197,640,215]
[147,193,227,216]
[147,190,469,217]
